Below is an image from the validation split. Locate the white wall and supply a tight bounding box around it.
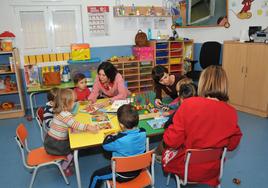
[1,0,267,48]
[179,0,268,43]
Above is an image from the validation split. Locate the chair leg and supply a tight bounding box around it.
[29,168,38,188]
[166,173,171,186]
[174,175,181,188]
[56,163,70,185]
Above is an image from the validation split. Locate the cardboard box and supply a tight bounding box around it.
[71,43,91,61]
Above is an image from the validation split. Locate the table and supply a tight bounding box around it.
[69,100,164,188]
[27,81,93,118]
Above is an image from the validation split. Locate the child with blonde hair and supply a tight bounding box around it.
[44,88,98,175]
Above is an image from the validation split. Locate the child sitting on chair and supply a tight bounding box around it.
[73,73,91,101]
[43,87,59,129]
[88,104,146,188]
[44,88,99,175]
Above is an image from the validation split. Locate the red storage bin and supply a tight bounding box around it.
[170,42,182,48]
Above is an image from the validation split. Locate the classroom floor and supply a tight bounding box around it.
[0,110,268,188]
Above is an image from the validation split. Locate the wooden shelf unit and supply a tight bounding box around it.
[222,41,268,117]
[0,49,25,119]
[150,40,194,75]
[111,60,154,93]
[113,6,170,17]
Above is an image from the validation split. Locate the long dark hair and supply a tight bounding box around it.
[97,61,118,82]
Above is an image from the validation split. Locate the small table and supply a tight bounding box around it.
[69,100,164,188]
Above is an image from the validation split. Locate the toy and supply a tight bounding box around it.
[1,101,14,110]
[233,178,241,185]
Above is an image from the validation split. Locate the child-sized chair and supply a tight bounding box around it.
[35,107,46,142]
[15,123,69,188]
[166,147,227,188]
[106,150,155,188]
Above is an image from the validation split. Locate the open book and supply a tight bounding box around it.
[146,117,169,129]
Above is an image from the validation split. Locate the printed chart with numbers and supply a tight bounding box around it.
[87,6,109,36]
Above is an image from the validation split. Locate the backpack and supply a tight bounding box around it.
[135,29,148,47]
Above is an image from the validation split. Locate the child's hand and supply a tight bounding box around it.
[87,125,99,133]
[162,111,170,116]
[155,99,162,107]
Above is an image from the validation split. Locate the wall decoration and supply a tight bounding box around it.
[257,9,263,16]
[237,0,254,19]
[88,6,109,36]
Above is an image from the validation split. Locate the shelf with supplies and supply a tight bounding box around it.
[0,48,25,119]
[113,6,171,17]
[109,59,154,93]
[150,39,194,75]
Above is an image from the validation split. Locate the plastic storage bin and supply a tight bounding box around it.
[68,58,101,82]
[156,42,168,49]
[156,58,168,65]
[156,51,168,57]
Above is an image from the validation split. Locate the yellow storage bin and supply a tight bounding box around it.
[169,58,182,64]
[71,43,91,61]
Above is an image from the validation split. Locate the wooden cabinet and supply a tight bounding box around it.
[0,49,25,119]
[111,60,154,93]
[150,40,194,75]
[222,41,268,117]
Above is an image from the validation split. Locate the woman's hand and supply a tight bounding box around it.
[155,99,162,107]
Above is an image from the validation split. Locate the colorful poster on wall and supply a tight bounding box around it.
[237,0,254,19]
[87,6,109,36]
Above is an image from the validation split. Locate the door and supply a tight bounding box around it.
[243,44,268,111]
[222,42,247,106]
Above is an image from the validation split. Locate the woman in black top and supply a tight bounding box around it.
[152,65,185,107]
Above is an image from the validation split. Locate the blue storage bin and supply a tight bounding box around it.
[156,51,168,57]
[156,58,168,65]
[156,43,168,49]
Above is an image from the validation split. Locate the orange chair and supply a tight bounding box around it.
[106,150,155,188]
[166,147,227,188]
[15,123,69,188]
[35,107,46,142]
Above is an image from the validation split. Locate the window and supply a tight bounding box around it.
[15,5,83,54]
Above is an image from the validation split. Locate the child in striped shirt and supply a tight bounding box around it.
[44,88,99,156]
[43,87,59,130]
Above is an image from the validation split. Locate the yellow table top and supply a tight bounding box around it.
[69,99,121,150]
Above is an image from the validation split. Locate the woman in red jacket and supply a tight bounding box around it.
[162,65,242,186]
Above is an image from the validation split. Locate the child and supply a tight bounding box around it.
[73,73,91,101]
[155,82,197,163]
[44,89,99,174]
[88,104,146,188]
[43,87,59,129]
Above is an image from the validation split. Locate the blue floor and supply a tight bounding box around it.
[0,111,268,188]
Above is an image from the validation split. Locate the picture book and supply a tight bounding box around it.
[110,99,130,111]
[146,117,169,130]
[91,113,109,123]
[91,112,113,130]
[80,105,97,114]
[24,65,40,87]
